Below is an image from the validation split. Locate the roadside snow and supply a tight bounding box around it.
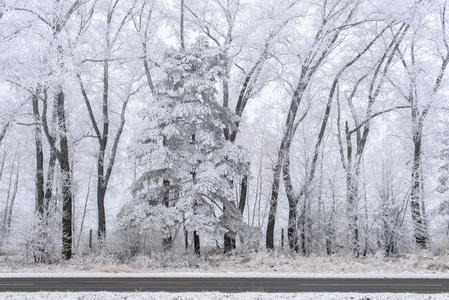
[0,292,447,300]
[1,271,449,278]
[2,252,449,278]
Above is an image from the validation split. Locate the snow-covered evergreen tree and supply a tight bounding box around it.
[121,37,249,253]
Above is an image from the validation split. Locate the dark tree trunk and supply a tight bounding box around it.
[410,131,428,248]
[162,179,170,207]
[224,233,234,253]
[162,236,173,251]
[44,149,56,209]
[287,197,298,252]
[193,230,200,255]
[56,90,73,260]
[266,156,282,250]
[162,179,173,250]
[32,94,45,216]
[96,56,110,242]
[97,184,106,241]
[223,176,247,253]
[96,117,107,241]
[266,78,307,250]
[325,225,335,256]
[32,93,50,261]
[44,98,58,210]
[180,0,185,50]
[282,147,298,252]
[238,175,248,215]
[299,213,306,255]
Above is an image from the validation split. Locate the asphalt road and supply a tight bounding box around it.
[0,277,449,293]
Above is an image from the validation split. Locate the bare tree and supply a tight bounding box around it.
[335,23,409,256]
[282,23,392,253]
[78,0,138,242]
[393,3,449,248]
[35,0,83,259]
[266,0,363,250]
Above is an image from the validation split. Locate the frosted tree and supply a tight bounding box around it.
[77,0,141,243]
[265,0,366,250]
[185,0,295,252]
[389,0,449,249]
[1,0,87,260]
[131,37,248,254]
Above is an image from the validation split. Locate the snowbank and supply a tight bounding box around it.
[0,292,447,300]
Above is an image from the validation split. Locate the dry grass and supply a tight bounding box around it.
[1,250,449,275]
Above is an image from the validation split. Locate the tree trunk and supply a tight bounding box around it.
[266,78,307,250]
[266,155,282,250]
[299,198,310,256]
[162,179,173,250]
[410,131,428,248]
[56,90,73,260]
[97,184,106,242]
[193,230,200,255]
[2,162,13,234]
[180,0,185,50]
[224,233,234,253]
[346,170,360,257]
[97,136,107,241]
[282,146,299,252]
[77,172,91,252]
[6,163,19,231]
[223,176,247,253]
[238,176,248,215]
[44,98,58,210]
[32,94,45,216]
[44,150,56,209]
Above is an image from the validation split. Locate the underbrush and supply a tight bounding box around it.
[1,249,449,274]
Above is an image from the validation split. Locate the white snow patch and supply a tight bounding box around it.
[0,292,447,300]
[1,272,449,279]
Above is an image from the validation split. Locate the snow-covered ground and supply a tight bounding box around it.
[0,292,447,300]
[1,252,449,278]
[1,271,449,278]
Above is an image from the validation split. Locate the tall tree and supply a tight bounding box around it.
[78,0,137,242]
[266,0,362,250]
[187,0,293,252]
[392,2,449,248]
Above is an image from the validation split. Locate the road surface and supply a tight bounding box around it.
[1,277,448,293]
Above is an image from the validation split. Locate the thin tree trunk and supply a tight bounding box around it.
[193,230,200,255]
[32,94,45,216]
[6,161,19,231]
[44,98,58,210]
[42,87,74,260]
[283,148,298,252]
[238,176,247,215]
[266,77,307,249]
[77,172,91,252]
[56,90,73,260]
[162,179,173,250]
[0,149,6,182]
[44,150,56,209]
[180,0,185,50]
[2,161,13,233]
[97,171,106,241]
[410,130,428,248]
